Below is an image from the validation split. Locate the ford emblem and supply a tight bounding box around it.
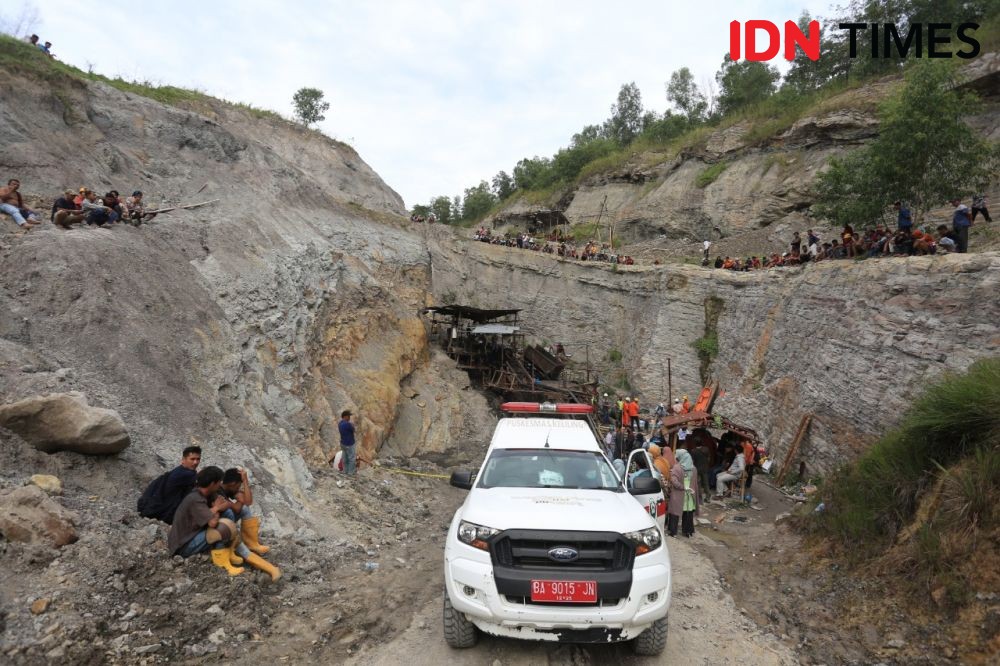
[548,546,579,563]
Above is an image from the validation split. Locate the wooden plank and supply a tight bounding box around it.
[775,414,812,486]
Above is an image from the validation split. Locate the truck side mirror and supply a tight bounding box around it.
[629,476,662,495]
[450,470,474,490]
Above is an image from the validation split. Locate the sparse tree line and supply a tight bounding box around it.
[414,0,1000,226]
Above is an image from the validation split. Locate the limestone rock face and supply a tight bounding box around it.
[0,485,78,548]
[0,392,131,455]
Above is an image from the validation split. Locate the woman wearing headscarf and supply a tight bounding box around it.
[677,449,701,538]
[668,449,700,537]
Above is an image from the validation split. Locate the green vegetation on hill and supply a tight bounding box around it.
[0,33,283,122]
[815,59,999,227]
[809,357,1000,607]
[417,0,1000,227]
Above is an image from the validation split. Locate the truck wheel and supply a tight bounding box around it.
[633,616,668,655]
[443,591,477,648]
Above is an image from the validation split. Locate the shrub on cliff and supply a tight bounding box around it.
[814,60,999,227]
[808,358,1000,610]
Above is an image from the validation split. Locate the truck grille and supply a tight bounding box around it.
[491,531,634,572]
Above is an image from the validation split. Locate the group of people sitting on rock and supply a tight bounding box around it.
[137,446,281,580]
[713,197,991,271]
[473,228,636,265]
[1,177,157,232]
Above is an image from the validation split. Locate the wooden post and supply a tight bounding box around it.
[667,357,673,406]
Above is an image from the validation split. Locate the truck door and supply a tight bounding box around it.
[624,449,667,532]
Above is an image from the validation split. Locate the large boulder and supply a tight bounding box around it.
[0,392,131,455]
[0,485,78,548]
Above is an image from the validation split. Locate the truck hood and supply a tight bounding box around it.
[460,487,656,534]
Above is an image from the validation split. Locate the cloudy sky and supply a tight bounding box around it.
[21,0,834,208]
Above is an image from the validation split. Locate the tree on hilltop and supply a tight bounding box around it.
[815,60,999,226]
[292,87,330,126]
[666,67,707,124]
[604,82,644,147]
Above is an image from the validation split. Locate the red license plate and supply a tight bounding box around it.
[530,579,598,603]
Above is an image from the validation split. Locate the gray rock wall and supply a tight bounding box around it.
[430,234,1000,474]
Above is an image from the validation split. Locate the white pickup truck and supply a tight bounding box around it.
[443,402,671,655]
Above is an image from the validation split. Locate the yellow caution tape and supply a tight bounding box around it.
[380,466,450,480]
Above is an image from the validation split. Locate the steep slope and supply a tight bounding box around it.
[0,49,492,523]
[493,54,1000,258]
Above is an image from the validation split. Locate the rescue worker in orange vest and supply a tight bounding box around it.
[626,397,640,432]
[681,395,691,414]
[621,397,632,429]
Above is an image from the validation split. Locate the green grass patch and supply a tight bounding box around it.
[695,162,728,188]
[0,33,287,123]
[607,348,622,363]
[811,358,1000,558]
[570,222,601,242]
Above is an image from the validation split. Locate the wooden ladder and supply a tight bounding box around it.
[775,414,812,486]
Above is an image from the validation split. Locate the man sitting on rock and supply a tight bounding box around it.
[167,466,244,575]
[0,179,41,230]
[137,446,201,524]
[218,467,281,581]
[51,189,86,229]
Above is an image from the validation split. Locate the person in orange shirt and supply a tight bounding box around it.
[627,398,640,431]
[649,444,671,479]
[621,397,632,429]
[742,439,757,494]
[681,395,691,413]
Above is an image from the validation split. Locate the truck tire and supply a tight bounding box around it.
[443,591,477,648]
[633,616,668,655]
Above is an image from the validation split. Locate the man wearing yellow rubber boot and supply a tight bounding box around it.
[220,467,281,581]
[167,467,244,575]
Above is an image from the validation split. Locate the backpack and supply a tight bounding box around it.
[136,471,171,520]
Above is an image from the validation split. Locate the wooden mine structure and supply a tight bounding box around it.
[420,305,596,404]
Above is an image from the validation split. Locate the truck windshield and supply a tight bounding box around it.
[477,449,622,490]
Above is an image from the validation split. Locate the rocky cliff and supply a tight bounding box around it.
[428,235,1000,473]
[0,57,494,532]
[495,54,1000,259]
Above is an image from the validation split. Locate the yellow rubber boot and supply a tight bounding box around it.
[241,516,270,555]
[244,552,282,582]
[210,547,245,576]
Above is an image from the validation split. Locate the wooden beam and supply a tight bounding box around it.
[775,414,812,486]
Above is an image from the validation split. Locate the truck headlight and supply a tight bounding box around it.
[624,527,662,555]
[458,520,499,551]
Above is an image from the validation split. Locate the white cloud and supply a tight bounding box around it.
[31,0,834,208]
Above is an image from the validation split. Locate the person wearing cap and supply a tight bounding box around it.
[125,190,156,225]
[671,398,683,415]
[338,409,357,476]
[51,188,85,228]
[681,395,691,414]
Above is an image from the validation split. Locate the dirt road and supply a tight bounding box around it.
[345,533,797,665]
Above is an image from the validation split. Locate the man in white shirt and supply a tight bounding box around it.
[715,449,746,496]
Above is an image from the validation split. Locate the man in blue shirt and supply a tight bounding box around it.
[950,199,972,253]
[338,410,357,476]
[894,201,912,231]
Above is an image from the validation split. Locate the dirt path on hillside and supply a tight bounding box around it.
[341,534,795,666]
